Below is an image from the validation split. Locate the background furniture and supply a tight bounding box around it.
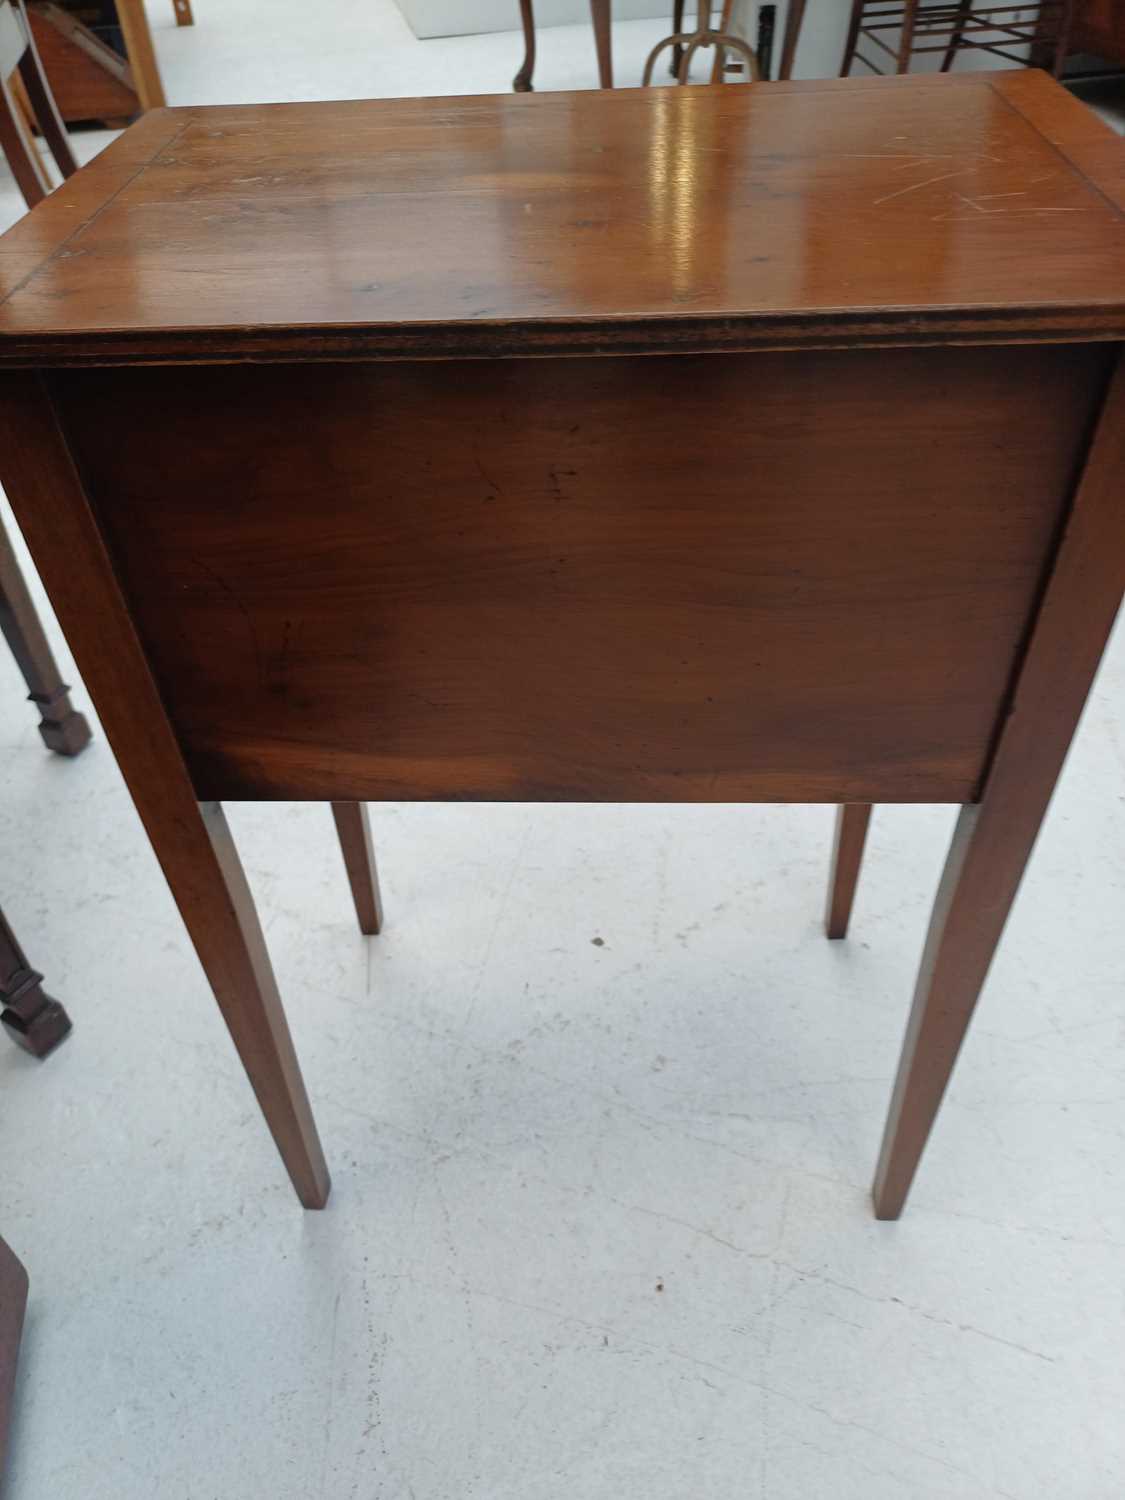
[0,74,1120,1222]
[27,0,170,124]
[1,515,90,752]
[515,0,612,89]
[1058,0,1125,66]
[0,0,75,206]
[1,904,71,1055]
[0,1236,29,1486]
[778,0,806,77]
[27,3,140,125]
[114,0,163,109]
[648,0,759,82]
[841,0,1076,76]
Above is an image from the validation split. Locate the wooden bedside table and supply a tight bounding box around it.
[0,73,1120,1218]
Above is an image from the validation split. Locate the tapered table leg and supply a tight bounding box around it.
[825,803,872,939]
[0,374,330,1209]
[331,802,383,936]
[874,355,1125,1218]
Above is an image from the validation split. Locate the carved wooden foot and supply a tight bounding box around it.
[0,905,72,1058]
[30,684,91,757]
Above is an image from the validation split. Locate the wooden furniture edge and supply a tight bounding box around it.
[0,313,1122,368]
[1,76,1120,366]
[0,107,189,300]
[989,70,1125,215]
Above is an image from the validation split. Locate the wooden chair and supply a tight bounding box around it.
[841,0,1076,76]
[0,0,76,207]
[645,0,759,83]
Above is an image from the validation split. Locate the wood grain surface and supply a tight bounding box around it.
[0,72,1120,365]
[52,341,1110,805]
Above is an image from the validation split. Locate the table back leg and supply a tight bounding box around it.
[331,802,383,936]
[825,803,872,940]
[0,374,330,1209]
[874,354,1125,1219]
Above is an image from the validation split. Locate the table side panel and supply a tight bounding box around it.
[51,344,1111,803]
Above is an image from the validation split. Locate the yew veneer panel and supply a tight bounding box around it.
[54,342,1109,804]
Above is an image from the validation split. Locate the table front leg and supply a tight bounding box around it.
[874,353,1125,1219]
[0,373,329,1209]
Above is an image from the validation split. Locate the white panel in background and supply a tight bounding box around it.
[396,0,667,40]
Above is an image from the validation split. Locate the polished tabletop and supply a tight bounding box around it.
[0,69,1121,364]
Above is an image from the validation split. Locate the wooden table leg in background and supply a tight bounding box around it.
[873,355,1125,1219]
[825,803,872,940]
[0,1236,29,1487]
[0,374,331,1209]
[513,0,535,91]
[115,0,165,110]
[514,0,610,92]
[590,0,613,87]
[778,0,807,77]
[0,904,72,1057]
[172,0,193,24]
[0,515,90,756]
